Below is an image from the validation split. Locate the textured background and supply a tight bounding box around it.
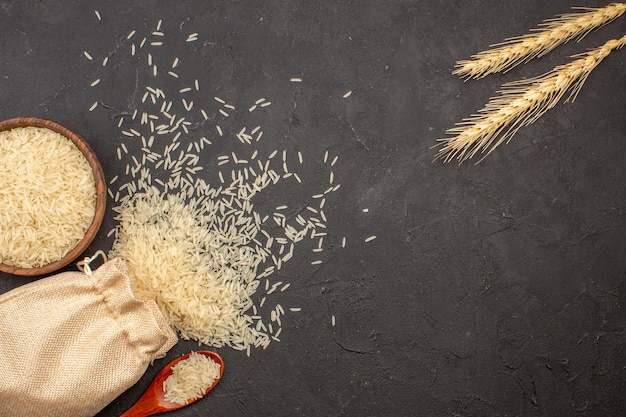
[0,1,625,416]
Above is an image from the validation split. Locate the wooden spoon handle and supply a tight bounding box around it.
[119,401,162,417]
[119,389,166,417]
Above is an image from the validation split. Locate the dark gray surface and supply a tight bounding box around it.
[1,1,625,416]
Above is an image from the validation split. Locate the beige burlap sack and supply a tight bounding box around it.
[0,257,178,417]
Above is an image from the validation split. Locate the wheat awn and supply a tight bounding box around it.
[438,35,626,163]
[454,3,626,79]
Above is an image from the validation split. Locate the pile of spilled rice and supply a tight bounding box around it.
[85,15,355,356]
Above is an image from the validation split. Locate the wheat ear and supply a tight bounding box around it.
[453,3,626,80]
[436,35,626,164]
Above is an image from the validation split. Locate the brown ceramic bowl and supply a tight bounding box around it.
[0,117,106,276]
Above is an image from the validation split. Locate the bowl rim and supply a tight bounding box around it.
[0,117,107,277]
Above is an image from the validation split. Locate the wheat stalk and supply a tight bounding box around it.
[453,3,626,80]
[436,35,626,164]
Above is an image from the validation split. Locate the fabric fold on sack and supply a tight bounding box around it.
[0,258,178,417]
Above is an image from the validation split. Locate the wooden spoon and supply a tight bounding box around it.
[120,351,224,417]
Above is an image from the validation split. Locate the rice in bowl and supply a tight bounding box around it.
[0,125,97,270]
